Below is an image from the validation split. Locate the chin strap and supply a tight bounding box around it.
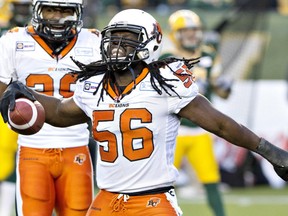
[52,40,69,56]
[127,66,136,89]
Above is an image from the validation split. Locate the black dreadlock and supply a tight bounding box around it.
[70,56,200,105]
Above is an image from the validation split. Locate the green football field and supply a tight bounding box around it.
[178,185,288,216]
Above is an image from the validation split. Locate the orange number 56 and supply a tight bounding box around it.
[92,108,154,163]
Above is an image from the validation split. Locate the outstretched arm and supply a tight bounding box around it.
[178,94,288,181]
[178,94,260,150]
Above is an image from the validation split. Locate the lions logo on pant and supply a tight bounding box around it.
[147,198,161,207]
[74,153,86,165]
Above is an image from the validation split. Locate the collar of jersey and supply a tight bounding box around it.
[26,26,77,59]
[106,67,149,100]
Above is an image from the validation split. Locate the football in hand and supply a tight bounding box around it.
[8,98,45,135]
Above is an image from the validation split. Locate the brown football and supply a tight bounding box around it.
[8,98,45,135]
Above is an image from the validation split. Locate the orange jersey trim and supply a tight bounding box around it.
[106,67,150,100]
[26,26,77,59]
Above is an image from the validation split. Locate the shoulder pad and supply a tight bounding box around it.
[88,28,101,37]
[8,27,20,33]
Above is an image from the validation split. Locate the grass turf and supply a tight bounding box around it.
[178,185,288,216]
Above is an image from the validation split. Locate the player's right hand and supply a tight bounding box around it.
[0,81,36,123]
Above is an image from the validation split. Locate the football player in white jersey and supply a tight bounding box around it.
[1,9,288,216]
[0,1,31,216]
[0,0,101,215]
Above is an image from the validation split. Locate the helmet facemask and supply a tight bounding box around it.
[101,24,150,72]
[31,1,83,41]
[100,9,163,72]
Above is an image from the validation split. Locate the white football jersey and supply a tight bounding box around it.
[74,61,199,193]
[0,26,101,148]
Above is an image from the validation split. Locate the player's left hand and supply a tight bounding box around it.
[255,138,288,181]
[0,81,36,123]
[274,166,288,181]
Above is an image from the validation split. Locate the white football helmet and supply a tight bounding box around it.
[101,9,163,71]
[31,0,83,41]
[168,9,203,51]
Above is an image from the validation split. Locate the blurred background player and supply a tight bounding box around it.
[0,0,101,215]
[0,1,31,216]
[161,9,233,216]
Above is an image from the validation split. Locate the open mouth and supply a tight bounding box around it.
[111,47,125,58]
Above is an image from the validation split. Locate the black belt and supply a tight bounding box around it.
[123,186,174,196]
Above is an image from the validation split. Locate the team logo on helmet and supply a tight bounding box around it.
[152,22,163,44]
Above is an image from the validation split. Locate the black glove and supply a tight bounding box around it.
[0,81,36,123]
[254,138,288,181]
